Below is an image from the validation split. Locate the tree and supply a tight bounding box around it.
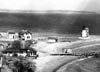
[4,56,36,72]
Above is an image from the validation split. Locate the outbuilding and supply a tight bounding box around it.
[7,31,18,39]
[47,37,58,43]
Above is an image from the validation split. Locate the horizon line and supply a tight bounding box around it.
[0,9,97,14]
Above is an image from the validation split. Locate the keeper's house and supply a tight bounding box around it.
[18,30,32,40]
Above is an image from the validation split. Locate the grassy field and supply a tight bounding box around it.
[73,45,100,53]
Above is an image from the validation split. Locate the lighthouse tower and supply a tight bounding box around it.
[81,26,89,38]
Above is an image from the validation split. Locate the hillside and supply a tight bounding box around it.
[0,10,99,34]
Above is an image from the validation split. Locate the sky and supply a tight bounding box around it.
[0,0,99,13]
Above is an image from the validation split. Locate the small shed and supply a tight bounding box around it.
[47,37,58,43]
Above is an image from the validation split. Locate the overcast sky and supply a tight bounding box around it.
[0,0,100,13]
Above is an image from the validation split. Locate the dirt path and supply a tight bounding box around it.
[35,56,78,72]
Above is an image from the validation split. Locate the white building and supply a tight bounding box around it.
[18,30,32,40]
[0,32,8,38]
[24,33,32,40]
[81,27,89,38]
[8,31,18,39]
[47,37,58,43]
[3,48,37,57]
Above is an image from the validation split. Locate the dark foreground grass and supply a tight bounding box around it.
[2,56,36,72]
[65,57,100,72]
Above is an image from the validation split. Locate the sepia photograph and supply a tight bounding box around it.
[0,0,99,72]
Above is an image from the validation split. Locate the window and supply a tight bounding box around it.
[27,36,30,39]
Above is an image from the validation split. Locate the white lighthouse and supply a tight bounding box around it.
[82,27,89,38]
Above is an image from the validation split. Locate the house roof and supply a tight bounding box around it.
[48,37,58,40]
[18,30,32,36]
[8,32,16,34]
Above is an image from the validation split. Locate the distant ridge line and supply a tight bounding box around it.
[0,9,97,14]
